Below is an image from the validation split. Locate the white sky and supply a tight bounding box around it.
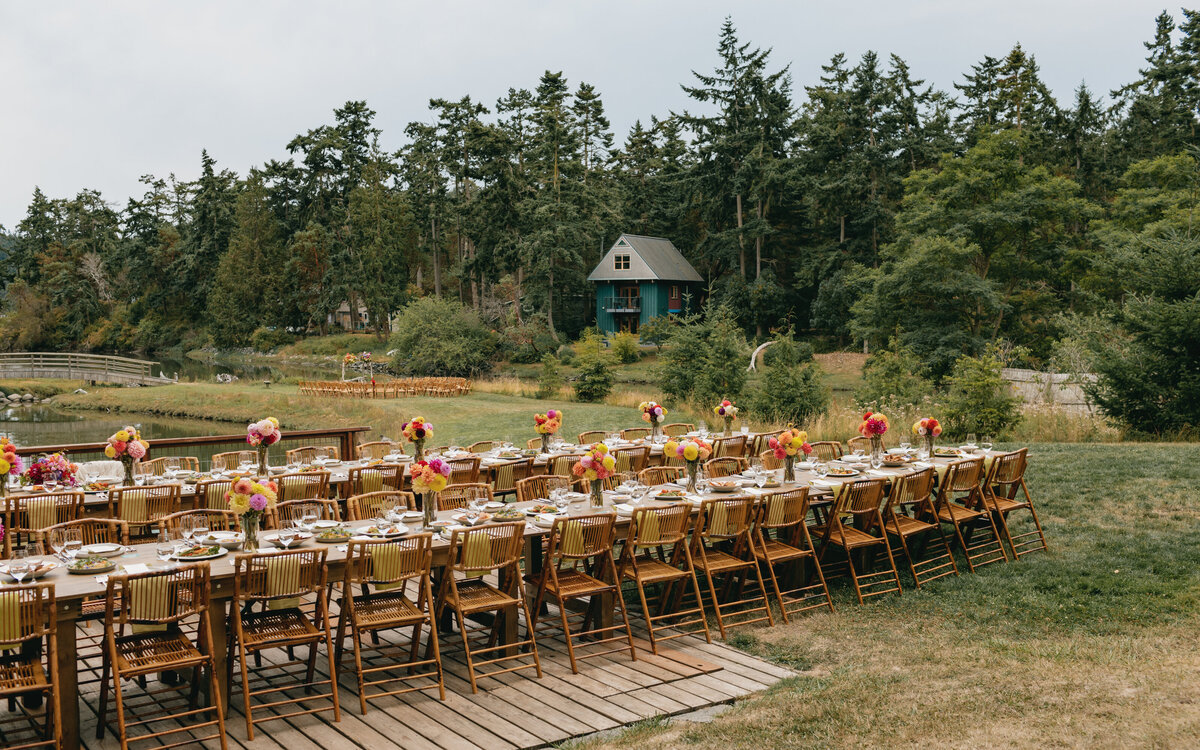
[0,0,1171,228]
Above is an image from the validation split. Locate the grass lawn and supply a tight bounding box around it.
[571,442,1200,749]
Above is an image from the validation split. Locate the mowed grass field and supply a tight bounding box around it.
[571,442,1200,749]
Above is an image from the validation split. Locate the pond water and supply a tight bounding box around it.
[150,355,334,383]
[0,403,241,447]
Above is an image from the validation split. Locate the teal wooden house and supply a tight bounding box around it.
[587,234,703,334]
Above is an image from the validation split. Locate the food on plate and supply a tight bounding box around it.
[69,556,115,572]
[176,544,222,558]
[934,447,962,457]
[826,467,858,477]
[493,507,524,520]
[526,503,559,515]
[317,526,352,541]
[656,489,686,498]
[882,454,909,465]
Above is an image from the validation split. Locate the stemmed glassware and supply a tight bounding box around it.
[7,545,30,584]
[966,432,978,448]
[192,519,210,546]
[44,477,59,494]
[178,516,196,548]
[61,529,83,563]
[982,436,994,452]
[156,526,176,567]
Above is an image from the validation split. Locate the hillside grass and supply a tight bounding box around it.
[571,441,1200,749]
[0,379,88,398]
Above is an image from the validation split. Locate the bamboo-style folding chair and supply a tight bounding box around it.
[515,475,570,504]
[211,451,256,471]
[276,471,331,502]
[228,548,340,739]
[620,427,651,441]
[845,435,871,453]
[704,457,747,478]
[616,504,711,654]
[982,448,1048,559]
[96,565,227,749]
[661,423,694,437]
[356,441,398,460]
[433,522,542,693]
[346,491,416,521]
[135,457,201,478]
[285,445,339,464]
[638,466,684,486]
[491,458,534,500]
[348,464,403,496]
[0,582,61,750]
[528,513,637,673]
[759,450,785,471]
[712,435,748,458]
[577,431,607,445]
[750,487,834,621]
[3,491,82,556]
[438,483,493,511]
[445,456,481,485]
[934,458,1009,572]
[467,441,498,454]
[270,499,342,530]
[525,438,543,451]
[106,484,182,541]
[749,429,784,458]
[811,478,902,605]
[687,496,774,638]
[335,535,444,713]
[612,446,650,473]
[809,441,844,462]
[881,468,958,588]
[194,478,234,510]
[162,509,240,537]
[547,454,584,477]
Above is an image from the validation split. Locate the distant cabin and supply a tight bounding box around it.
[587,234,702,334]
[328,301,370,331]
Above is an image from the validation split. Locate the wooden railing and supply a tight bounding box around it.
[0,352,172,385]
[15,426,372,471]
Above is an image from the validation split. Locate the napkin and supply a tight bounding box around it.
[614,503,635,515]
[123,563,150,575]
[867,470,890,477]
[811,480,839,489]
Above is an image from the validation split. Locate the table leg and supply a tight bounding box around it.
[56,607,79,750]
[208,593,232,710]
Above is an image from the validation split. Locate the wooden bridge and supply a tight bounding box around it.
[0,352,175,385]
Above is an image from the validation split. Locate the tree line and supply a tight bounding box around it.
[2,10,1199,393]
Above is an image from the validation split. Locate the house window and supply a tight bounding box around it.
[614,254,630,270]
[670,285,680,299]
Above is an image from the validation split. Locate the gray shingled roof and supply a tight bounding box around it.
[587,234,703,282]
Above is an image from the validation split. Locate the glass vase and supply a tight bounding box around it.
[256,445,269,477]
[413,439,425,461]
[921,435,934,460]
[651,423,661,442]
[122,458,136,487]
[540,434,551,453]
[243,513,260,552]
[686,461,699,493]
[423,491,438,529]
[723,417,733,437]
[784,455,796,483]
[590,480,604,508]
[870,436,884,468]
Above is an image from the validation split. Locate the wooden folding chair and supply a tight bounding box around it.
[934,458,1009,572]
[135,457,200,478]
[346,491,416,521]
[845,435,871,453]
[812,478,902,605]
[467,441,498,454]
[442,456,481,486]
[515,475,570,504]
[529,514,637,673]
[616,504,711,654]
[703,457,747,478]
[638,466,684,486]
[348,465,403,495]
[688,496,774,638]
[712,435,748,458]
[809,441,844,462]
[270,498,341,529]
[228,548,340,739]
[749,429,783,458]
[438,483,493,511]
[211,451,256,471]
[548,454,584,477]
[881,468,958,588]
[983,448,1048,559]
[491,458,534,500]
[285,446,339,464]
[3,491,82,556]
[620,428,650,440]
[162,509,240,536]
[97,565,227,749]
[750,487,834,621]
[0,582,61,750]
[335,535,444,713]
[612,446,649,474]
[661,423,694,437]
[106,484,182,541]
[195,478,233,510]
[525,438,543,451]
[759,450,785,471]
[577,431,607,445]
[276,471,331,502]
[433,522,542,693]
[356,441,398,460]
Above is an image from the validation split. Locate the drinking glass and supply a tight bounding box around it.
[62,529,83,562]
[814,462,828,480]
[982,436,994,452]
[300,505,319,533]
[277,528,297,549]
[740,424,749,437]
[44,477,59,494]
[966,433,977,447]
[179,516,195,546]
[8,547,30,584]
[899,441,911,454]
[697,421,708,436]
[192,520,210,545]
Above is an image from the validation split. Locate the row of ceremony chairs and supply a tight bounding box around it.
[299,378,472,398]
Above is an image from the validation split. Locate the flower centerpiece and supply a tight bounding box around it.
[858,412,890,465]
[104,426,149,486]
[0,438,24,497]
[225,477,278,551]
[571,444,616,507]
[410,458,451,528]
[639,401,668,441]
[341,352,357,381]
[713,400,739,436]
[663,437,713,493]
[22,453,79,489]
[768,429,812,482]
[912,417,942,458]
[533,409,562,453]
[402,417,433,461]
[246,417,282,476]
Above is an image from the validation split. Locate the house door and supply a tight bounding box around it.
[618,314,639,334]
[619,285,639,308]
[668,284,682,313]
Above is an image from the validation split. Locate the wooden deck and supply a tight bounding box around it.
[66,615,793,750]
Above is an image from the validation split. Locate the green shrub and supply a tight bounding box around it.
[388,297,500,378]
[611,332,641,364]
[573,349,613,402]
[942,344,1022,438]
[250,326,296,353]
[856,340,935,407]
[638,316,673,352]
[556,345,576,366]
[536,353,564,399]
[657,305,748,405]
[749,335,830,425]
[501,313,557,364]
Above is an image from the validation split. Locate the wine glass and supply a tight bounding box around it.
[740,423,749,437]
[300,504,319,533]
[982,436,994,452]
[814,461,829,480]
[178,516,195,547]
[62,529,83,563]
[156,527,176,567]
[697,421,708,437]
[277,527,297,549]
[966,433,977,448]
[8,546,30,584]
[44,476,59,494]
[192,519,210,545]
[899,441,911,454]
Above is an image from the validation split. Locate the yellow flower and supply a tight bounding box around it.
[602,456,616,471]
[104,445,116,458]
[0,459,9,475]
[115,430,130,442]
[229,494,250,514]
[430,475,448,492]
[267,417,280,428]
[664,440,679,455]
[595,443,609,455]
[682,443,699,462]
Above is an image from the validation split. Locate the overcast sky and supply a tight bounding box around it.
[0,0,1172,228]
